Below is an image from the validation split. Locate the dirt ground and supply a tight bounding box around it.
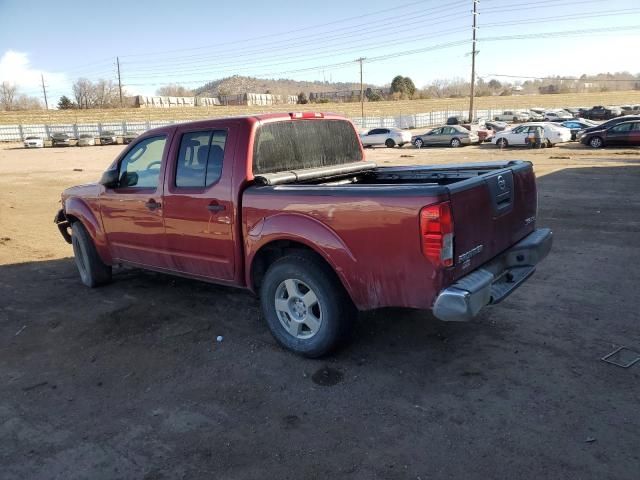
[1,140,639,479]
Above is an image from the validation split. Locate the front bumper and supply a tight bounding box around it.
[54,209,72,243]
[432,228,553,322]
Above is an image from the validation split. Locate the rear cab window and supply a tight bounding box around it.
[252,119,362,175]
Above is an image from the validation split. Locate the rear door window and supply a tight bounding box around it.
[176,130,227,188]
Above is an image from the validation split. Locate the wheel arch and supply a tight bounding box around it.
[246,214,360,308]
[63,197,112,264]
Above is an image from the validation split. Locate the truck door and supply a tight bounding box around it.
[161,125,237,281]
[100,134,171,268]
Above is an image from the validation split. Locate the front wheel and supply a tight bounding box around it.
[385,138,396,148]
[589,136,603,148]
[260,254,355,357]
[414,138,424,148]
[71,222,112,288]
[450,138,461,148]
[497,138,508,148]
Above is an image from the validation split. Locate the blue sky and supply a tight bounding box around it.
[1,0,639,102]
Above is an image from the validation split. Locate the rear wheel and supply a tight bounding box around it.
[589,136,603,148]
[71,222,112,288]
[260,254,355,357]
[497,138,508,148]
[450,138,462,148]
[385,138,396,148]
[414,138,424,148]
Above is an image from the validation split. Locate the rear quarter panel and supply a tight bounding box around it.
[243,186,447,310]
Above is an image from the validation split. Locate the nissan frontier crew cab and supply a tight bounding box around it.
[55,112,552,357]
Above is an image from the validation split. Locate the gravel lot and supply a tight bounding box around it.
[1,141,639,479]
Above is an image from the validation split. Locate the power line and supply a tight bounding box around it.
[122,9,469,74]
[118,0,437,59]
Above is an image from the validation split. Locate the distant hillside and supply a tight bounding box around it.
[193,75,379,97]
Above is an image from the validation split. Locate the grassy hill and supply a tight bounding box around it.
[193,75,374,97]
[2,90,640,125]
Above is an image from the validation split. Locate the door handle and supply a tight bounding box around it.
[207,203,225,213]
[145,199,161,211]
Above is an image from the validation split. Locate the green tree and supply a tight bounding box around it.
[403,77,416,97]
[57,95,75,109]
[390,75,406,95]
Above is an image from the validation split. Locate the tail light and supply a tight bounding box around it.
[420,201,454,267]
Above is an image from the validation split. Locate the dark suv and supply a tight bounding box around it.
[580,106,621,120]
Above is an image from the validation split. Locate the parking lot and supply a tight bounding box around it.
[1,142,639,479]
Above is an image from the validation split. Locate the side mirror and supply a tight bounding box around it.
[100,169,119,188]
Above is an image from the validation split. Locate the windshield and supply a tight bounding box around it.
[252,119,362,175]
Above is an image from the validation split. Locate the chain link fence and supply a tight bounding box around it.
[0,108,509,141]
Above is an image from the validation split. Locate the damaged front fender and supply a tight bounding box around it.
[54,209,72,244]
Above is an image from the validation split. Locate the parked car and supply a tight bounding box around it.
[446,115,469,126]
[576,115,640,141]
[485,120,508,132]
[360,127,411,148]
[123,131,140,144]
[544,110,573,122]
[560,119,598,140]
[50,133,72,147]
[526,110,544,121]
[412,125,479,148]
[54,112,552,357]
[23,136,44,148]
[621,105,640,115]
[99,131,117,145]
[494,110,530,122]
[529,108,546,116]
[564,107,583,117]
[492,122,572,148]
[77,134,96,147]
[580,120,640,148]
[581,106,621,120]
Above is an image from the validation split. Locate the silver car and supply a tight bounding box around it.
[412,125,479,148]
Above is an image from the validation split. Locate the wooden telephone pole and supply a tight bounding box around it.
[116,57,123,107]
[468,0,479,122]
[41,73,48,110]
[356,57,366,119]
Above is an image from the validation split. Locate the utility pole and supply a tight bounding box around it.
[41,73,48,110]
[468,0,479,122]
[356,57,366,119]
[116,57,123,107]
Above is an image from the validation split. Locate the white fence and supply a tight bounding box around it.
[0,109,503,142]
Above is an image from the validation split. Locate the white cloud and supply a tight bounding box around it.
[0,50,69,100]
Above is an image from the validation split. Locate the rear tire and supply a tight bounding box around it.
[260,254,355,357]
[71,222,112,288]
[450,138,461,148]
[385,139,395,148]
[414,138,424,148]
[497,138,508,148]
[589,136,603,148]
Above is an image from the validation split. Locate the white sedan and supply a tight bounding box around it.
[544,110,573,122]
[360,127,412,148]
[23,136,44,148]
[492,123,572,147]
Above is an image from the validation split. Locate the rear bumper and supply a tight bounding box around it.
[432,228,553,322]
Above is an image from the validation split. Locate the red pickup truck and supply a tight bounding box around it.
[55,112,552,357]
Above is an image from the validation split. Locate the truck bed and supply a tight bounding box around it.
[243,161,537,311]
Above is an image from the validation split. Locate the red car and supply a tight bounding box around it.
[55,113,552,356]
[580,119,640,148]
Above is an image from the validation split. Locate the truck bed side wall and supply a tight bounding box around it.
[242,186,447,310]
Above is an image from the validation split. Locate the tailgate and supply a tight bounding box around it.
[447,162,537,281]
